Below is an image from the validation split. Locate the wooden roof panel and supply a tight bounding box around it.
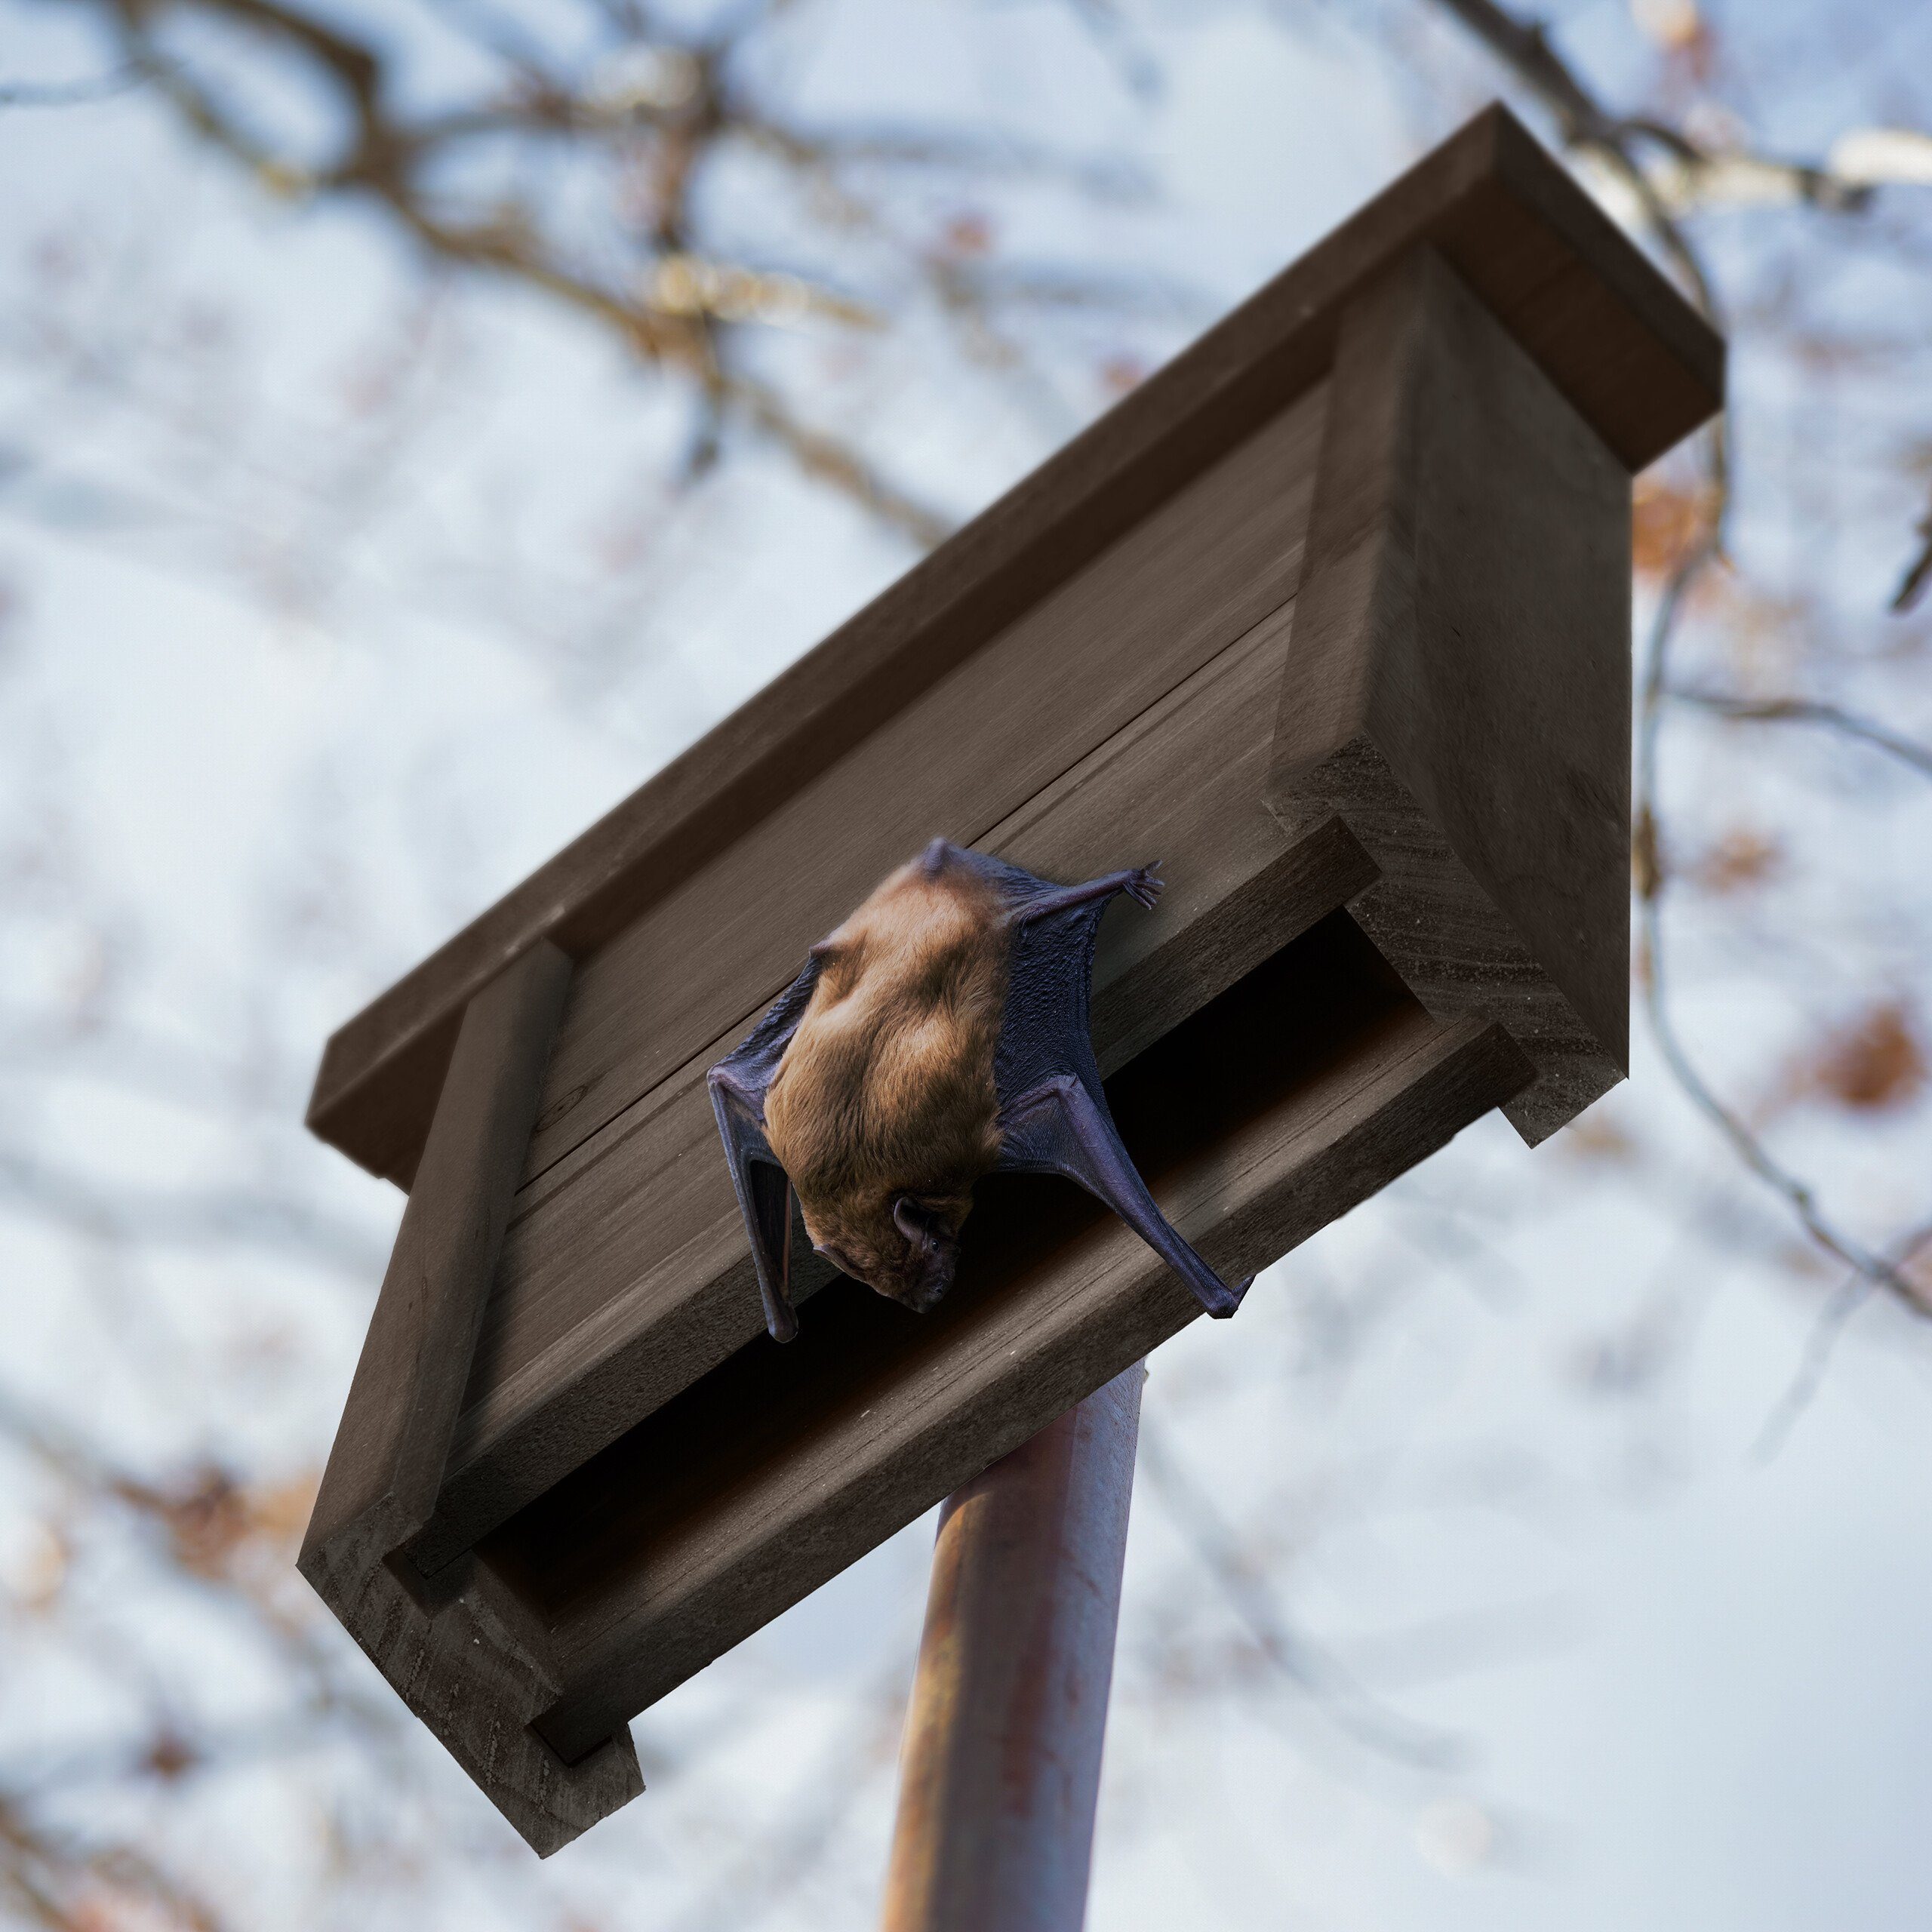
[308,103,1721,1188]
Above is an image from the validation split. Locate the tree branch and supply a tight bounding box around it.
[1668,685,1932,781]
[1636,546,1932,1325]
[92,0,961,547]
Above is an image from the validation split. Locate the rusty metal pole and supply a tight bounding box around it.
[880,1362,1144,1932]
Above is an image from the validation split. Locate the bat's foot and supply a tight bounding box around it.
[1126,863,1164,911]
[1199,1274,1254,1318]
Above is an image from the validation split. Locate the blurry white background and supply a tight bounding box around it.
[2,1,1931,1926]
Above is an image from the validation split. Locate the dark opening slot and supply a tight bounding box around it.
[478,907,1417,1647]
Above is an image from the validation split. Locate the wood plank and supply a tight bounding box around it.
[300,942,571,1589]
[309,1551,641,1857]
[414,603,1379,1572]
[472,915,1534,1761]
[518,384,1327,1186]
[306,103,1720,1191]
[294,944,645,1857]
[1269,246,1634,1144]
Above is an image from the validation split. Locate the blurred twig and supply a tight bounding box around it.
[1136,1414,1460,1768]
[0,1793,228,1931]
[0,63,150,106]
[1428,0,1882,223]
[1426,0,1723,321]
[57,0,1181,548]
[1436,0,1932,1336]
[1894,495,1932,612]
[1669,685,1932,781]
[1755,1217,1932,1460]
[1636,545,1932,1323]
[85,0,957,541]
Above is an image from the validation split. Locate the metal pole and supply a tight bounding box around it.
[880,1362,1144,1932]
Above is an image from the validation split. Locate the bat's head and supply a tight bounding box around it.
[764,851,1007,1318]
[806,1190,974,1313]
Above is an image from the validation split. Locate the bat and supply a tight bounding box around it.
[708,838,1252,1343]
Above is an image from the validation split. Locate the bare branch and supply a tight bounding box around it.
[1635,543,1932,1325]
[0,66,150,108]
[1425,0,1932,1343]
[1135,1414,1461,1767]
[1427,0,1720,319]
[86,0,963,546]
[1430,0,1878,218]
[1894,497,1932,613]
[1755,1218,1932,1461]
[0,1793,229,1932]
[1668,685,1932,781]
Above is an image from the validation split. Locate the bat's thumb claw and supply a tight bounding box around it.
[1204,1275,1253,1318]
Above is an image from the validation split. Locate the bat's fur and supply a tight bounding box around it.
[762,849,1008,1310]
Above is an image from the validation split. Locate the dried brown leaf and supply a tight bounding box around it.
[1801,1001,1927,1112]
[1632,475,1721,580]
[1690,826,1783,895]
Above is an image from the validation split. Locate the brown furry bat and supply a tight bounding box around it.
[761,850,1009,1311]
[709,838,1251,1341]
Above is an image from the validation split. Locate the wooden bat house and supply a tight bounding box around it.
[297,105,1723,1854]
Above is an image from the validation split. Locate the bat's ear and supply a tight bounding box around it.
[891,1197,961,1312]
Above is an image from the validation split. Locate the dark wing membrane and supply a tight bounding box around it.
[990,870,1249,1320]
[707,955,825,1343]
[715,952,826,1094]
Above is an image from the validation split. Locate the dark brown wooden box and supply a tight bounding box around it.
[297,105,1721,1854]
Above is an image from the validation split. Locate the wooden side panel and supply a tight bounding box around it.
[302,943,572,1584]
[520,386,1327,1186]
[305,105,1720,1193]
[296,945,644,1856]
[1269,246,1633,1144]
[312,1552,643,1857]
[476,917,1534,1762]
[418,600,1380,1570]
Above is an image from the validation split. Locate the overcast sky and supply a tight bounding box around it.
[2,2,1931,1927]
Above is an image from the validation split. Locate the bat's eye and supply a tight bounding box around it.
[888,1197,961,1313]
[892,1197,947,1247]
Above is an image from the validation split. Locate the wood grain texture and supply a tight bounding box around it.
[309,1547,642,1857]
[306,103,1719,1191]
[479,913,1534,1762]
[517,384,1327,1189]
[296,945,644,1856]
[302,943,572,1587]
[1269,245,1635,1145]
[411,608,1379,1571]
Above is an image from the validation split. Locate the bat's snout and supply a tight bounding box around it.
[807,1198,966,1314]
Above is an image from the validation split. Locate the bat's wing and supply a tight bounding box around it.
[960,843,1250,1320]
[997,1074,1247,1318]
[706,955,824,1343]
